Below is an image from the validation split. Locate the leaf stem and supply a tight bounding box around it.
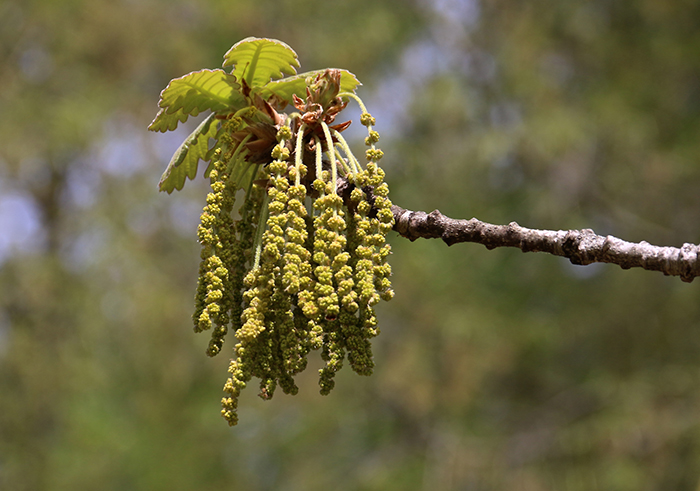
[334,148,354,177]
[227,133,252,174]
[314,135,324,189]
[252,191,269,270]
[294,123,306,187]
[320,122,337,194]
[332,130,362,174]
[338,92,367,114]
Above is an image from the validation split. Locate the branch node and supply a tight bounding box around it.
[562,230,584,265]
[680,243,698,283]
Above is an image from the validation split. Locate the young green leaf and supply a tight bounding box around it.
[158,113,219,193]
[261,69,361,108]
[149,69,244,132]
[223,37,300,89]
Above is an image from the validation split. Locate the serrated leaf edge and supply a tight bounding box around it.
[158,113,218,193]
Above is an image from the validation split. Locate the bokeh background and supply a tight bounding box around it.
[2,0,700,489]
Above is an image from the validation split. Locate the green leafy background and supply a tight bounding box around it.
[2,1,700,490]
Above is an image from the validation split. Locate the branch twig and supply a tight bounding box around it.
[391,205,700,283]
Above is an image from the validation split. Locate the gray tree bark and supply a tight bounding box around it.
[391,205,700,283]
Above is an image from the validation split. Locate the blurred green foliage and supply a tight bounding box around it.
[1,0,700,489]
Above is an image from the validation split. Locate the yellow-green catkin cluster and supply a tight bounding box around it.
[342,112,394,378]
[195,105,394,426]
[221,125,315,425]
[194,142,238,357]
[193,119,259,360]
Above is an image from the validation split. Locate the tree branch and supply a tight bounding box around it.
[391,205,700,283]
